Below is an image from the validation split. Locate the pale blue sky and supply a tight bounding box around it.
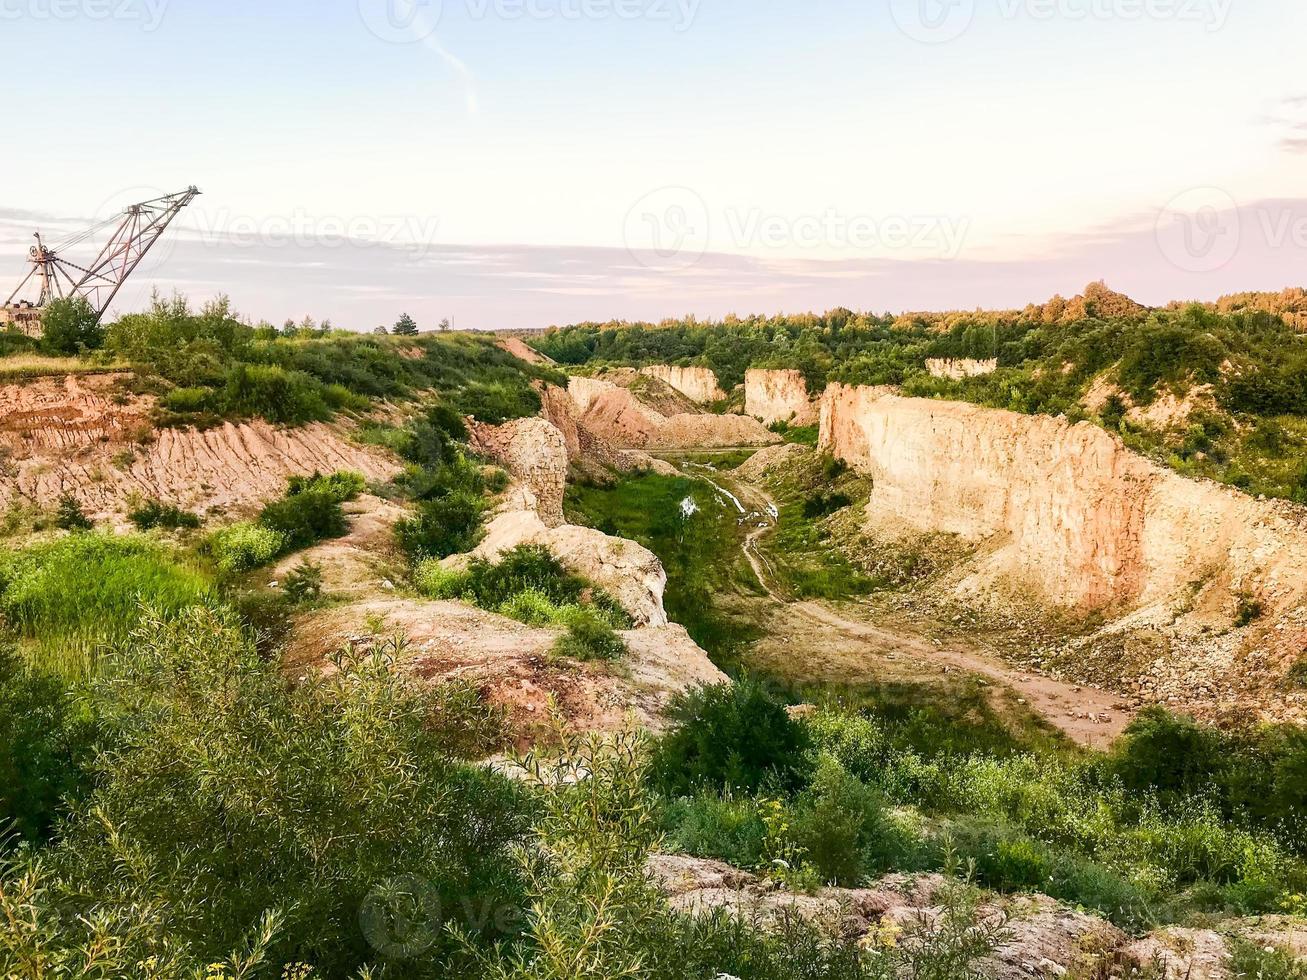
[2,0,1304,328]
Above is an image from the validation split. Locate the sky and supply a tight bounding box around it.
[1,0,1305,329]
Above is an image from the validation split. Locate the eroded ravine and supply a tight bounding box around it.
[698,462,1134,748]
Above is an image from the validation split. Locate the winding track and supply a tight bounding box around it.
[698,463,1133,748]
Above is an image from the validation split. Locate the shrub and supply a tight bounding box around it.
[54,494,92,532]
[258,483,348,550]
[801,491,852,519]
[221,362,329,424]
[207,521,286,574]
[790,754,887,885]
[4,606,530,977]
[128,499,201,531]
[38,297,103,355]
[282,559,324,603]
[286,469,366,502]
[414,560,472,599]
[455,379,541,425]
[0,649,97,846]
[652,678,811,795]
[553,610,627,662]
[395,491,487,560]
[160,385,216,414]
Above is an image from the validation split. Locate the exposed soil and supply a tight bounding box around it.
[714,466,1134,748]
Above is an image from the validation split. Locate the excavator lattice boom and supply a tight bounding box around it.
[2,186,200,336]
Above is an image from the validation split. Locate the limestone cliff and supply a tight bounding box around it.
[818,383,1307,621]
[745,369,818,426]
[638,365,727,404]
[566,376,777,450]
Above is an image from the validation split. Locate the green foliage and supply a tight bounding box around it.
[245,469,362,556]
[127,499,201,531]
[282,559,324,604]
[416,545,631,662]
[105,293,560,429]
[206,521,287,574]
[396,490,488,561]
[0,534,210,675]
[393,312,419,335]
[2,608,530,977]
[552,612,626,663]
[1229,938,1307,980]
[53,494,91,532]
[652,678,811,795]
[456,379,542,425]
[801,490,852,519]
[0,650,96,847]
[565,474,761,664]
[39,297,103,355]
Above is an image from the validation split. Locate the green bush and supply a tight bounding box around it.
[54,494,92,532]
[1,606,529,977]
[258,483,349,551]
[206,521,286,574]
[160,385,216,414]
[286,469,366,502]
[220,362,330,424]
[553,610,627,662]
[652,678,811,795]
[128,499,201,531]
[0,534,210,668]
[395,491,488,560]
[282,559,324,604]
[38,297,103,355]
[0,650,96,847]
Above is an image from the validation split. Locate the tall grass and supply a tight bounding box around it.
[0,533,210,679]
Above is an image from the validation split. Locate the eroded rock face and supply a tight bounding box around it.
[497,336,556,366]
[817,384,1307,718]
[818,384,1307,621]
[468,416,569,527]
[469,509,670,627]
[566,376,777,450]
[745,369,818,426]
[0,373,401,521]
[639,365,726,404]
[926,358,998,380]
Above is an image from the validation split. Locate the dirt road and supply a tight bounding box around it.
[711,467,1133,748]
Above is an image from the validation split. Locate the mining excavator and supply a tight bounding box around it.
[1,186,200,336]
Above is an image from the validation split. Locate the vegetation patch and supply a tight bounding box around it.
[565,473,762,666]
[417,544,630,661]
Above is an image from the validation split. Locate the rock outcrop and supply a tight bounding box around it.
[745,369,818,426]
[0,373,401,521]
[289,598,724,741]
[818,383,1307,716]
[497,336,556,366]
[926,358,998,380]
[638,365,726,404]
[470,509,670,627]
[567,376,777,451]
[468,416,569,527]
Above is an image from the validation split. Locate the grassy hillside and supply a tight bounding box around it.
[531,287,1307,502]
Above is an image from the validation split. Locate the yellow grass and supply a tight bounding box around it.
[0,354,129,381]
